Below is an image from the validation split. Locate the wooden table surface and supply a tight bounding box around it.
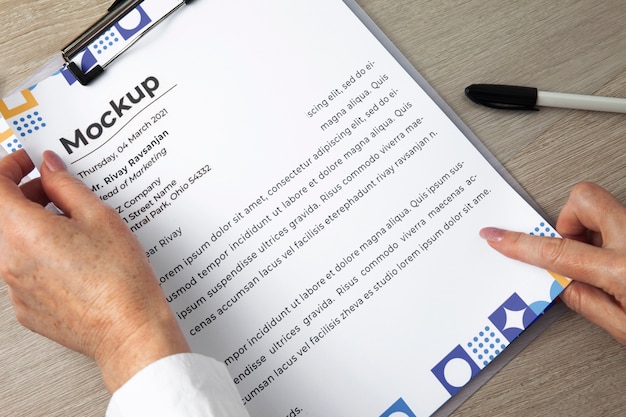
[1,1,625,415]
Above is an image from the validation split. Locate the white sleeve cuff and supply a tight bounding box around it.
[106,353,249,417]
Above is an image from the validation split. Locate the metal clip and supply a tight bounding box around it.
[62,0,190,85]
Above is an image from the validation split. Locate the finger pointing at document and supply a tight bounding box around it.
[480,182,626,345]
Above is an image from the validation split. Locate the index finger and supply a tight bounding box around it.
[480,228,622,297]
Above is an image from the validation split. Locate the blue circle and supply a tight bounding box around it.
[468,342,473,347]
[483,360,488,366]
[478,354,483,360]
[484,349,488,354]
[501,344,506,349]
[495,338,501,343]
[495,349,500,354]
[484,338,489,343]
[27,114,32,119]
[490,344,494,349]
[42,123,47,128]
[478,343,484,348]
[473,337,478,342]
[473,348,478,354]
[20,118,25,122]
[479,331,484,337]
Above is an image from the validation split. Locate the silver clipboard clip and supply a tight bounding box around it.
[62,0,192,85]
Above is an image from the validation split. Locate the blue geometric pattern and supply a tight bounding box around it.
[530,221,556,237]
[431,345,481,396]
[430,220,566,398]
[432,292,543,396]
[466,325,508,368]
[60,4,153,86]
[380,398,417,417]
[115,6,152,40]
[488,293,538,342]
[11,111,46,138]
[2,138,22,153]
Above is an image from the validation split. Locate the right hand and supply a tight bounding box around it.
[480,182,626,344]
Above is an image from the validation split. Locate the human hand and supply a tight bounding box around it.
[0,150,189,393]
[480,182,626,345]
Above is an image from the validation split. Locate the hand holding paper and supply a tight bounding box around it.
[481,182,626,345]
[0,150,190,393]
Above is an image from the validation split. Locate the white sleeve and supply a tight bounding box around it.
[106,353,250,417]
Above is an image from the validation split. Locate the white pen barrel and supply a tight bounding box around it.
[537,91,626,113]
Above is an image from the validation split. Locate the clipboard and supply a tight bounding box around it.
[0,1,568,415]
[0,0,190,156]
[62,0,192,85]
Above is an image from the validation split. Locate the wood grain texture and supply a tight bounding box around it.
[0,1,625,415]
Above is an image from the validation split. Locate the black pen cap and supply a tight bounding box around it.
[465,84,539,110]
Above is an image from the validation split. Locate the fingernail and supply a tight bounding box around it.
[479,227,506,242]
[43,150,67,172]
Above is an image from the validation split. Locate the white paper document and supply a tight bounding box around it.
[0,1,568,415]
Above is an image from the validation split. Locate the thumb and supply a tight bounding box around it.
[560,281,626,345]
[39,150,102,218]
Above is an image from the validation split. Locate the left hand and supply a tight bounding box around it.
[0,149,190,393]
